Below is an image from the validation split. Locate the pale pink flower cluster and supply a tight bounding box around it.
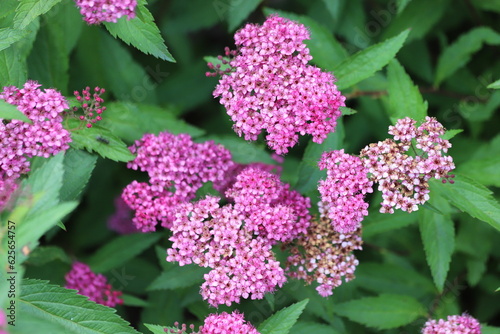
[166,311,260,334]
[107,196,139,234]
[210,15,345,155]
[286,207,362,297]
[65,262,123,307]
[74,0,137,25]
[360,117,455,214]
[122,132,234,232]
[318,149,373,233]
[167,168,310,307]
[422,314,481,334]
[0,81,72,210]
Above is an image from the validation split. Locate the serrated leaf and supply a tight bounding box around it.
[104,0,175,62]
[228,0,262,31]
[87,233,161,273]
[363,210,417,238]
[263,8,348,70]
[334,294,426,329]
[333,30,410,90]
[147,264,209,291]
[0,99,31,122]
[60,149,97,201]
[294,121,344,195]
[14,279,140,334]
[488,79,500,89]
[419,193,454,292]
[457,157,500,187]
[144,324,179,334]
[101,102,204,143]
[258,299,309,334]
[67,119,136,162]
[0,44,27,86]
[0,28,29,52]
[290,321,341,334]
[13,0,62,29]
[387,59,427,123]
[439,174,500,231]
[435,27,500,85]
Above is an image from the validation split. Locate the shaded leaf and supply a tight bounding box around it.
[228,0,263,31]
[290,321,341,334]
[60,149,97,201]
[147,264,209,291]
[13,0,62,29]
[488,79,500,89]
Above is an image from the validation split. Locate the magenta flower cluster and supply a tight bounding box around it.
[107,196,139,234]
[0,81,72,210]
[211,15,345,155]
[74,0,137,25]
[72,86,106,128]
[167,168,311,307]
[422,314,481,334]
[166,311,260,334]
[318,149,373,233]
[122,132,234,232]
[360,117,455,214]
[65,262,123,307]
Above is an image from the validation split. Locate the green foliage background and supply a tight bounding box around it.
[0,0,499,333]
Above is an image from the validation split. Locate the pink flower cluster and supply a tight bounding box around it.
[0,81,72,210]
[286,207,362,297]
[166,311,260,334]
[422,314,481,334]
[360,117,455,214]
[167,168,311,307]
[74,0,137,25]
[65,262,123,307]
[318,150,373,233]
[122,132,234,232]
[210,15,345,155]
[72,86,106,128]
[0,309,7,334]
[107,196,139,234]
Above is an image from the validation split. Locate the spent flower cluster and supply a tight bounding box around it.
[74,0,137,25]
[122,132,234,231]
[210,15,345,154]
[166,311,260,334]
[360,117,455,214]
[422,314,481,334]
[286,204,363,297]
[318,149,373,233]
[167,168,311,307]
[65,262,123,307]
[0,81,72,209]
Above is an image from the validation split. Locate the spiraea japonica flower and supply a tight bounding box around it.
[286,204,362,297]
[167,311,260,334]
[74,0,137,25]
[167,168,310,307]
[71,86,106,128]
[122,132,234,232]
[318,149,373,233]
[360,117,455,214]
[0,81,72,210]
[422,314,481,334]
[65,262,123,307]
[209,15,345,155]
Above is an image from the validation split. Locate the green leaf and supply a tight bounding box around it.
[0,28,29,52]
[60,149,98,201]
[334,294,426,329]
[0,99,31,122]
[12,0,62,29]
[295,121,344,195]
[457,157,500,187]
[439,174,500,231]
[386,59,427,123]
[104,0,175,62]
[458,91,500,122]
[418,193,454,292]
[101,102,204,143]
[363,210,417,238]
[204,56,231,72]
[488,79,500,89]
[333,30,410,90]
[0,43,27,86]
[14,279,140,334]
[228,0,263,31]
[263,8,348,70]
[290,321,341,334]
[25,246,71,266]
[144,324,177,334]
[67,119,136,162]
[147,264,209,291]
[441,129,463,140]
[483,326,500,334]
[340,106,357,115]
[208,135,274,164]
[87,233,162,273]
[122,294,149,307]
[435,27,500,85]
[258,299,309,334]
[396,0,412,14]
